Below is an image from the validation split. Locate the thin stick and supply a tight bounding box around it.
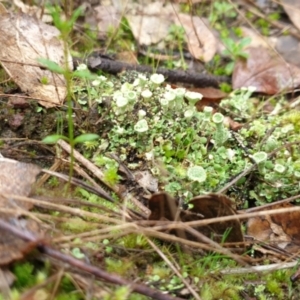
[146,237,202,300]
[219,261,298,275]
[0,219,184,300]
[147,206,300,231]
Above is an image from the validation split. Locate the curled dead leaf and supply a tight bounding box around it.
[148,192,243,244]
[187,194,244,243]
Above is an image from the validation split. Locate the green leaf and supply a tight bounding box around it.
[38,58,65,74]
[74,134,99,144]
[239,37,251,48]
[225,61,235,75]
[48,6,63,30]
[68,7,83,28]
[222,37,235,49]
[72,69,97,80]
[238,52,249,59]
[42,135,68,144]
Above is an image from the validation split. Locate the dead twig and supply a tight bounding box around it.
[74,54,230,88]
[0,219,185,300]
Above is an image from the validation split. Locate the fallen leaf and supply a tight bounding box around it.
[241,26,300,68]
[126,2,176,46]
[281,0,300,31]
[148,192,188,240]
[247,202,300,253]
[0,219,42,265]
[233,46,300,94]
[13,0,53,23]
[0,159,41,213]
[116,51,138,64]
[175,14,217,62]
[0,13,72,107]
[275,35,300,68]
[0,268,15,293]
[192,87,227,111]
[186,194,244,243]
[94,5,122,38]
[0,159,43,266]
[148,192,243,244]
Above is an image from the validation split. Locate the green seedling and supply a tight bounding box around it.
[39,6,99,181]
[222,36,251,75]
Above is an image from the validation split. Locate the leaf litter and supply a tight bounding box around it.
[2,0,300,299]
[0,8,71,107]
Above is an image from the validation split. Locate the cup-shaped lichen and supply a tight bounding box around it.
[212,113,229,146]
[252,151,268,164]
[187,166,207,183]
[274,163,285,174]
[185,91,203,106]
[150,74,165,86]
[134,119,149,133]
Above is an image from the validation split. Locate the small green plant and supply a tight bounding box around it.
[93,155,121,185]
[103,286,132,300]
[209,1,237,25]
[39,7,100,180]
[206,1,252,75]
[40,75,49,84]
[165,24,187,69]
[105,17,136,54]
[105,258,134,276]
[221,36,251,75]
[13,262,36,289]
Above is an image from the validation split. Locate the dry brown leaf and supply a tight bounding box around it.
[126,2,176,46]
[0,219,42,265]
[0,159,41,213]
[115,51,138,64]
[94,5,122,38]
[275,36,300,68]
[0,159,43,266]
[0,3,6,14]
[134,170,158,193]
[192,87,227,111]
[247,202,300,253]
[187,194,243,243]
[13,0,52,23]
[0,13,72,107]
[175,14,217,62]
[281,0,300,31]
[0,268,15,293]
[240,26,300,68]
[148,192,243,244]
[233,46,300,94]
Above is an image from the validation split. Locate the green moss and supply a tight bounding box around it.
[266,279,283,298]
[60,217,98,233]
[56,293,83,300]
[282,111,300,133]
[105,258,134,276]
[118,234,149,249]
[13,262,36,289]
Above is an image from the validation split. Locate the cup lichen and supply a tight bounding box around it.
[73,70,300,204]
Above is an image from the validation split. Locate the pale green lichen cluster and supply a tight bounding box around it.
[75,67,300,205]
[223,96,300,204]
